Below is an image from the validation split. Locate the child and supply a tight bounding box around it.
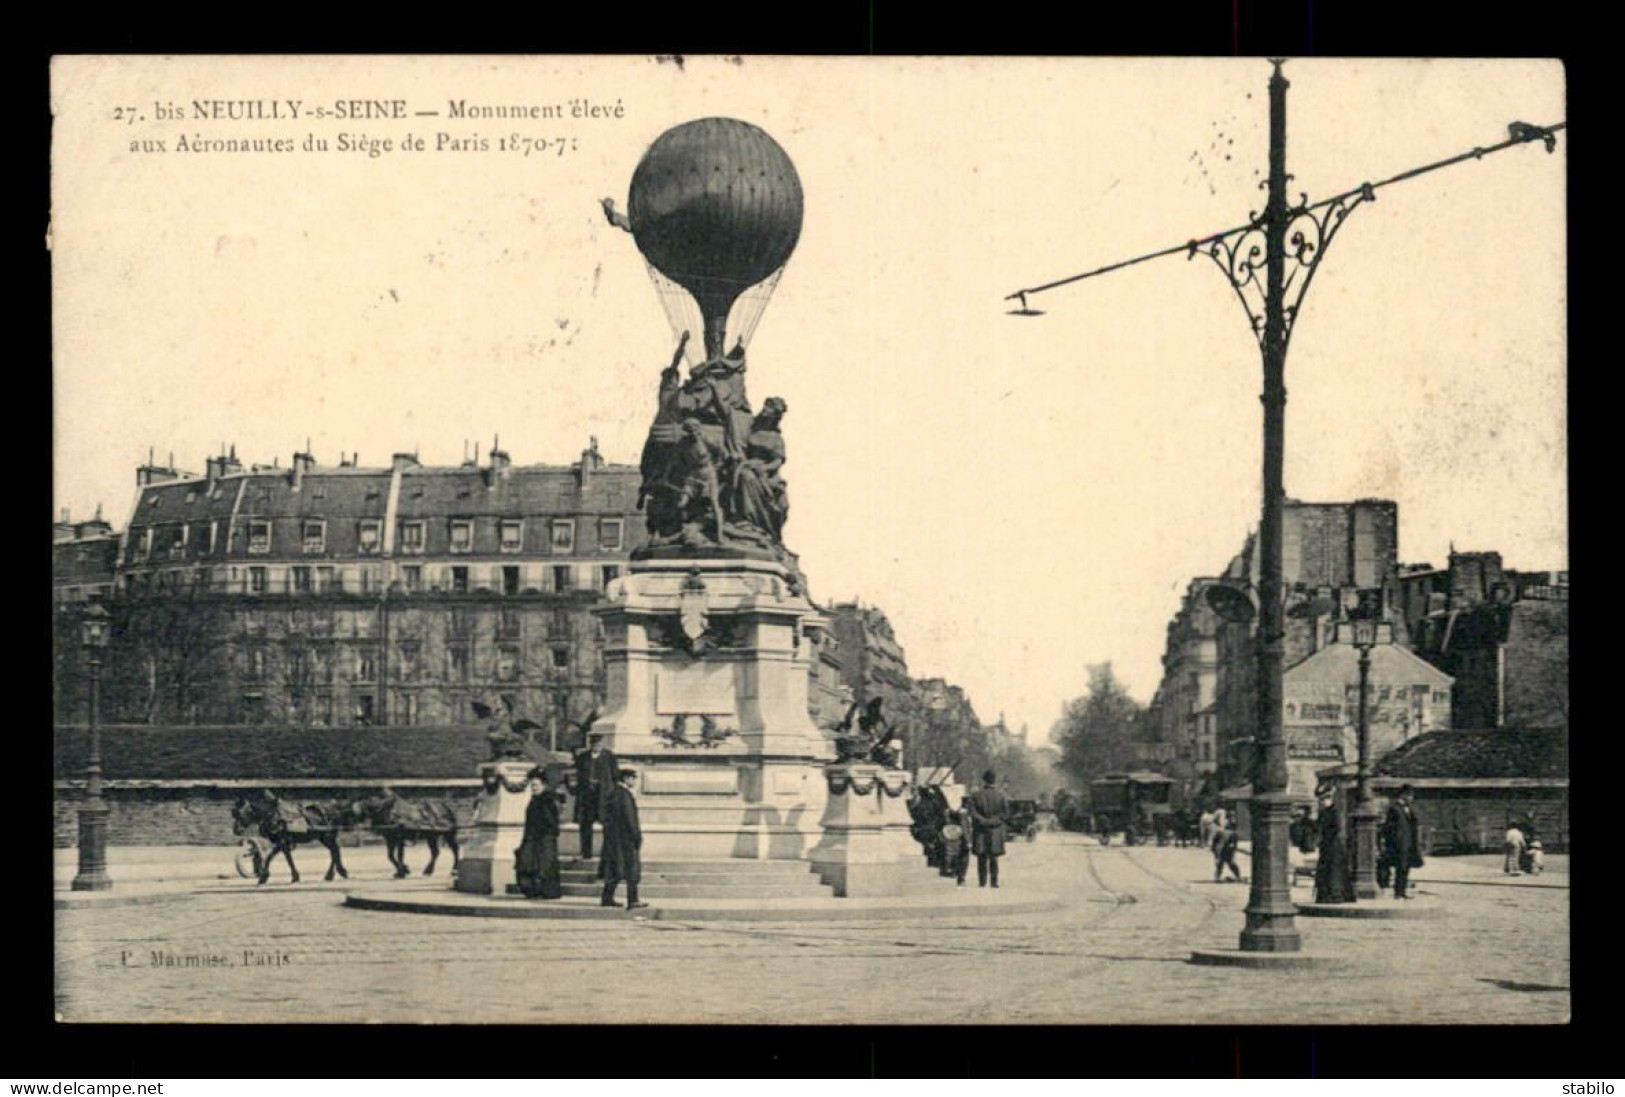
[1213,823,1244,883]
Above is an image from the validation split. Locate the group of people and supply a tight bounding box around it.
[1503,820,1546,875]
[908,770,1013,888]
[1291,783,1425,903]
[512,730,647,910]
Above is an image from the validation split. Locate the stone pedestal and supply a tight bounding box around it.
[807,764,915,897]
[590,551,835,861]
[454,760,533,895]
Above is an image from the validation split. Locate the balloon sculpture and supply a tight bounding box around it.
[612,118,804,555]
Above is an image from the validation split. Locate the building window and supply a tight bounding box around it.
[601,565,620,590]
[356,648,378,682]
[354,694,375,726]
[551,647,571,669]
[241,695,267,725]
[503,565,521,596]
[498,607,522,639]
[451,566,470,594]
[501,521,523,554]
[496,646,521,682]
[312,696,333,727]
[402,565,423,593]
[358,521,381,555]
[399,693,418,726]
[449,645,471,683]
[553,565,572,592]
[138,529,154,560]
[551,520,575,553]
[243,646,266,683]
[399,521,426,555]
[450,520,473,554]
[317,566,335,593]
[170,526,189,558]
[198,523,214,556]
[247,521,271,555]
[302,521,325,554]
[600,518,624,552]
[399,641,420,680]
[248,566,268,594]
[292,566,313,593]
[553,692,570,729]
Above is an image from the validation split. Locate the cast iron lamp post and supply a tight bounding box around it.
[1349,597,1380,901]
[71,602,113,892]
[1003,61,1561,957]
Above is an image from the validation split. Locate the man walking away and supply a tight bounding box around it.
[1384,784,1423,899]
[1213,821,1244,883]
[968,770,1010,888]
[601,767,647,911]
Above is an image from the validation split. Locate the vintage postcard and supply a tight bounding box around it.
[51,55,1566,1024]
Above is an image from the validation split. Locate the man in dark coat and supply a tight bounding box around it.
[1313,787,1354,904]
[1383,784,1424,899]
[967,770,1010,888]
[600,767,647,911]
[573,731,619,871]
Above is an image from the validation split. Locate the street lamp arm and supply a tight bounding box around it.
[1003,120,1566,306]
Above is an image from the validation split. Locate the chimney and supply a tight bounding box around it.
[391,452,420,473]
[575,436,602,489]
[486,434,511,488]
[291,449,315,490]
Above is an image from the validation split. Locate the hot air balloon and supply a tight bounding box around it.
[627,118,804,364]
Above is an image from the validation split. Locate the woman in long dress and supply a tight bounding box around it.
[515,769,563,900]
[1313,787,1355,904]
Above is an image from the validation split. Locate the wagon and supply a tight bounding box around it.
[1088,772,1177,846]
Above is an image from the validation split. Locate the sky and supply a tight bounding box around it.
[51,57,1567,744]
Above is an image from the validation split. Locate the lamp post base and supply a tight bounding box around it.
[1239,793,1301,952]
[1352,805,1380,901]
[71,804,114,892]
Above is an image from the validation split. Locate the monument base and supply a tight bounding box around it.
[454,760,533,896]
[807,764,918,897]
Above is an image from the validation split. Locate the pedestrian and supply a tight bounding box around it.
[600,767,647,911]
[1525,834,1545,875]
[1213,805,1229,836]
[941,801,971,886]
[1383,784,1424,899]
[1198,807,1216,851]
[967,770,1010,888]
[1213,821,1244,883]
[1312,785,1354,904]
[1375,816,1394,890]
[514,767,564,900]
[1504,820,1527,875]
[574,730,619,876]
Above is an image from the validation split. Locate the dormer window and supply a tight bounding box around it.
[599,518,624,551]
[399,522,426,555]
[358,521,381,555]
[247,521,271,555]
[450,520,473,554]
[302,520,326,554]
[500,521,523,554]
[551,519,575,553]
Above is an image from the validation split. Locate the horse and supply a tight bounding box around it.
[230,795,351,886]
[348,790,461,878]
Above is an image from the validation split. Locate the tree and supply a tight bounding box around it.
[1050,663,1145,790]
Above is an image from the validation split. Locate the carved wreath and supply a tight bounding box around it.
[654,713,738,750]
[826,769,909,798]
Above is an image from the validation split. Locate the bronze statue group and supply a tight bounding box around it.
[513,730,647,911]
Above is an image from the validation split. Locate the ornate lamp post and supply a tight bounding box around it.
[71,602,113,892]
[1349,591,1381,900]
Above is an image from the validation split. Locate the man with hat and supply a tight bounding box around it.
[574,730,619,875]
[967,770,1011,888]
[1383,784,1424,899]
[601,767,648,911]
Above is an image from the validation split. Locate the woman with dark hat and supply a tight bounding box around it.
[515,767,564,900]
[1312,783,1354,904]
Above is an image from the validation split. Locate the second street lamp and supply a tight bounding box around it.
[71,602,114,892]
[1349,593,1381,901]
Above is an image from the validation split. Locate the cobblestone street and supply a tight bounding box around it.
[54,834,1569,1025]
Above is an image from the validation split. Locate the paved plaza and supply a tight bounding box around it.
[54,834,1569,1025]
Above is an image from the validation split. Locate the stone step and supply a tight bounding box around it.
[558,869,820,887]
[561,859,816,875]
[557,881,832,900]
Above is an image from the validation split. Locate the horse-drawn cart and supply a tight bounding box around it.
[1088,772,1176,846]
